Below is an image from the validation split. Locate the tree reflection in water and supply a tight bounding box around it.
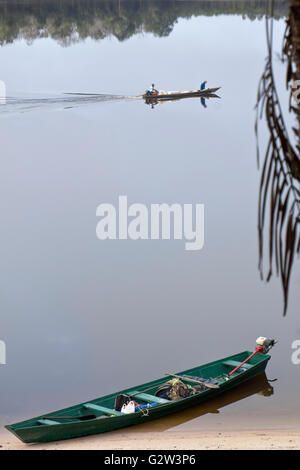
[256,0,300,315]
[0,0,288,47]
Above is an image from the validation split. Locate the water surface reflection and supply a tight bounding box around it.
[0,0,288,46]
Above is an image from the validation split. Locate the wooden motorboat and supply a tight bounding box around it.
[142,87,221,101]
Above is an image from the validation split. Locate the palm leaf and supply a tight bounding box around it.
[255,0,300,315]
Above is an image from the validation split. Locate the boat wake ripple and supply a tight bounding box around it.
[0,93,135,115]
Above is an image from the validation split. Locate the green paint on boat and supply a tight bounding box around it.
[5,350,271,443]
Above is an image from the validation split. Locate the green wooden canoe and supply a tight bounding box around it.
[5,350,271,443]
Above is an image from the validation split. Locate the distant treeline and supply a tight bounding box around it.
[0,0,289,46]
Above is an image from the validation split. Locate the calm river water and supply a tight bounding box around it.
[0,0,299,432]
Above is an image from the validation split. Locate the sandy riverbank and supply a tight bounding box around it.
[1,429,300,450]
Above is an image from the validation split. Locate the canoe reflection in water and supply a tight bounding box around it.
[144,95,213,109]
[131,373,274,432]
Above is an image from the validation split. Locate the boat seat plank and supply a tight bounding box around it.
[83,403,123,416]
[223,360,252,370]
[38,419,59,426]
[129,391,169,404]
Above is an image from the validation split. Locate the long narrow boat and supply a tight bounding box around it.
[5,339,276,444]
[141,87,221,101]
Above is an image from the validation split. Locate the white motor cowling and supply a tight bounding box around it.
[256,337,278,354]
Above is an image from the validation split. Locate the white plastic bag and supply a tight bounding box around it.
[121,400,136,414]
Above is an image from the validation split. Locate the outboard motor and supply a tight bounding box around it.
[227,337,278,377]
[255,337,278,354]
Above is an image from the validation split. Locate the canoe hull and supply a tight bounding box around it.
[5,350,270,443]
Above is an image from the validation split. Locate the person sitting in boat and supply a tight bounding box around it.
[146,84,158,96]
[200,81,207,90]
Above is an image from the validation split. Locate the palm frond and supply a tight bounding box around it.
[255,0,300,315]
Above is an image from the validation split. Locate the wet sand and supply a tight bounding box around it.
[1,429,300,450]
